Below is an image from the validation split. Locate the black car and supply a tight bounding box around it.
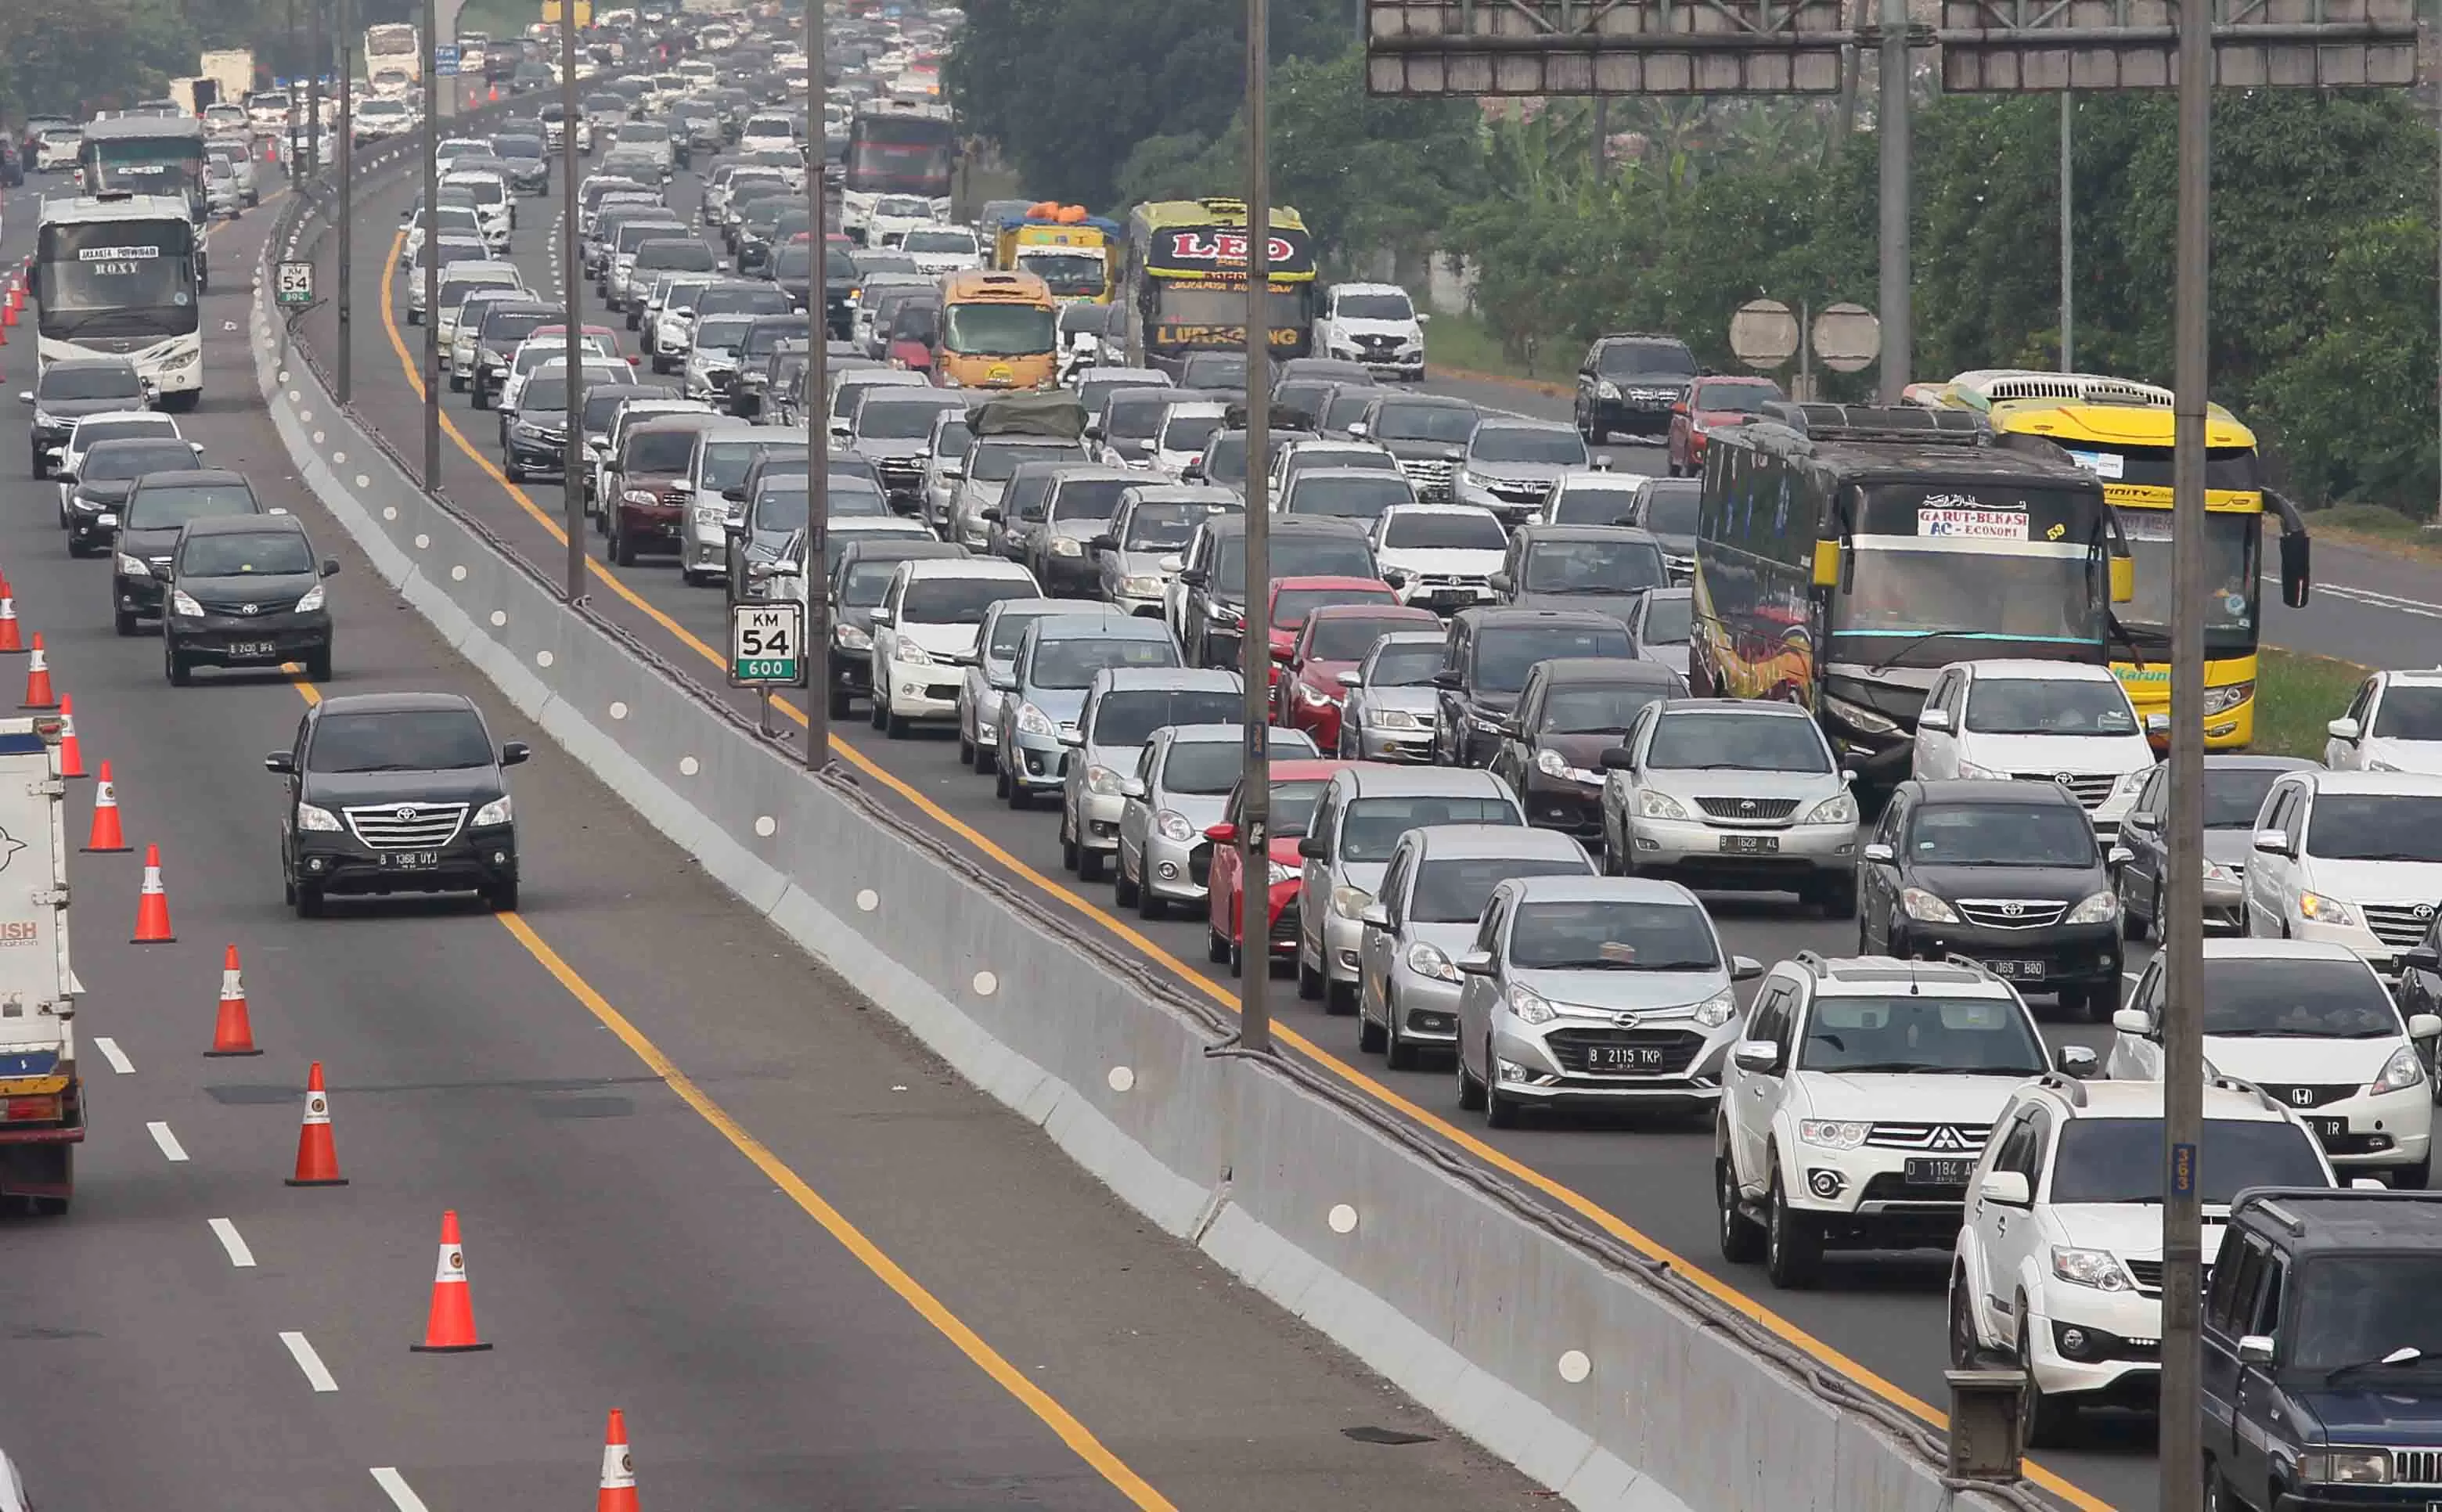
[1488,657,1684,841]
[61,437,205,555]
[1177,516,1378,671]
[827,539,967,717]
[163,514,339,684]
[1349,393,1479,501]
[1178,351,1247,391]
[1431,607,1637,768]
[23,358,149,479]
[113,470,268,634]
[488,132,552,195]
[1858,778,2126,1019]
[1491,524,1669,623]
[502,372,590,481]
[2115,753,2312,941]
[1574,333,1698,444]
[466,300,560,409]
[268,691,526,916]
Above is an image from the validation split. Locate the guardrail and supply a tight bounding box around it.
[250,142,2040,1512]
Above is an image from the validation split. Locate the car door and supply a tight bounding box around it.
[870,567,905,675]
[1493,668,1545,796]
[1983,1106,2052,1345]
[2242,783,2293,933]
[1457,887,1515,1083]
[1600,700,1659,854]
[1913,668,1964,779]
[1361,837,1414,1024]
[2106,959,2166,1079]
[1434,620,1470,762]
[1118,735,1159,882]
[2122,765,2169,920]
[2256,782,2311,933]
[277,711,313,861]
[1727,979,1794,1183]
[2199,1225,2255,1474]
[1301,776,1348,967]
[1860,790,1911,944]
[1205,782,1246,938]
[1964,1107,2039,1341]
[2325,675,2379,769]
[2228,1244,2287,1497]
[1065,683,1104,833]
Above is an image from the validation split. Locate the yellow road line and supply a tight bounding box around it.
[368,229,2109,1510]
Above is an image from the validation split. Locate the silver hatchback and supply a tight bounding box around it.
[1057,668,1244,880]
[1114,722,1318,916]
[1334,632,1444,761]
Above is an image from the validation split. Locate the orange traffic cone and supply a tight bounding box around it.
[0,579,26,654]
[206,945,261,1057]
[82,761,128,852]
[410,1211,492,1352]
[20,635,55,710]
[130,843,175,943]
[285,1061,346,1186]
[596,1409,639,1510]
[55,695,85,779]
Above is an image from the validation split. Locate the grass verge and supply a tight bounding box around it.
[1424,308,1570,386]
[452,0,541,41]
[2298,504,2442,569]
[2253,646,2365,758]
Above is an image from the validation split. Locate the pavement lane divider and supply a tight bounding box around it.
[91,1036,133,1075]
[278,1330,339,1392]
[145,1121,189,1162]
[208,1217,258,1269]
[369,1467,432,1512]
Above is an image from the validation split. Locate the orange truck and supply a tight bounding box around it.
[934,269,1058,391]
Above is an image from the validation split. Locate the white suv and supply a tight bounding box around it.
[2241,768,2442,977]
[2325,668,2442,775]
[1911,659,2155,841]
[1312,282,1428,381]
[1947,1074,2343,1445]
[2109,938,2438,1186]
[1716,952,2071,1289]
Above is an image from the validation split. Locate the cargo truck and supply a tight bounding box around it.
[0,718,85,1215]
[992,205,1117,304]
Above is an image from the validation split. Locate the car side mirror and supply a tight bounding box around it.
[319,557,342,578]
[1118,776,1145,799]
[1861,841,1895,864]
[2404,948,2442,976]
[15,393,31,405]
[1202,821,1237,844]
[1155,553,1183,574]
[1599,747,1636,771]
[2327,716,2362,743]
[2411,1012,2442,1039]
[2107,845,2134,867]
[191,444,207,459]
[980,508,1002,524]
[1090,535,1118,554]
[1916,706,1952,733]
[1453,949,1496,977]
[1360,902,1389,928]
[2124,808,2160,832]
[2238,1336,2275,1366]
[1430,670,1461,689]
[1486,571,1511,594]
[1730,955,1763,982]
[868,607,893,625]
[1056,728,1081,747]
[1297,835,1328,860]
[1345,421,1367,438]
[1335,669,1362,689]
[2056,1044,2098,1078]
[499,741,531,765]
[1176,567,1206,587]
[667,478,693,495]
[1976,1171,2031,1208]
[1136,437,1157,455]
[1731,1039,1781,1075]
[264,751,297,774]
[2252,828,2294,858]
[1082,423,1104,441]
[2111,1007,2152,1036]
[1379,569,1407,590]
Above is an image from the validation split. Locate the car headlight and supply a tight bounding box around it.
[32,412,59,430]
[2301,1450,2391,1486]
[1085,763,1123,796]
[1637,789,1688,820]
[2065,890,2119,925]
[2299,890,2359,928]
[1208,601,1243,625]
[2375,1044,2427,1093]
[1901,886,1961,923]
[622,489,661,507]
[117,553,151,577]
[473,794,513,826]
[160,347,200,373]
[170,589,204,617]
[691,503,726,525]
[1330,884,1372,920]
[1121,574,1165,596]
[2202,680,2254,715]
[1505,983,1556,1025]
[2116,766,2153,794]
[2050,1246,2134,1292]
[1821,694,1900,736]
[1371,708,1421,731]
[1406,941,1461,981]
[1049,537,1083,558]
[2203,859,2238,885]
[511,420,545,440]
[834,623,872,651]
[1595,380,1619,400]
[1156,808,1196,843]
[1536,748,1570,779]
[893,641,934,667]
[294,584,326,613]
[1298,681,1336,707]
[1267,859,1300,886]
[296,802,344,832]
[1803,790,1857,825]
[1797,1119,1871,1150]
[1956,759,2008,780]
[1691,987,1737,1028]
[1014,702,1057,737]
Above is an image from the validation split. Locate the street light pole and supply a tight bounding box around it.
[1874,0,1909,402]
[560,0,585,601]
[804,0,831,772]
[1237,0,1273,1055]
[420,0,441,489]
[2058,90,2073,373]
[336,0,355,403]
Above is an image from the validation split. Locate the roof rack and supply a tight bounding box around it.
[2210,1074,2285,1116]
[1756,402,1988,446]
[2228,1185,2442,1236]
[1792,949,1831,977]
[1938,952,2000,981]
[2034,1071,2087,1108]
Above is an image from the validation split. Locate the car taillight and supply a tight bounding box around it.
[6,1095,60,1121]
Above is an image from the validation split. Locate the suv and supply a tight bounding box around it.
[1911,659,2156,841]
[24,358,149,478]
[869,557,1040,737]
[1574,333,1698,443]
[1857,778,2127,1020]
[1312,282,1427,380]
[2326,667,2442,776]
[1175,517,1378,672]
[163,515,340,685]
[1598,697,1860,915]
[267,692,528,916]
[2241,769,2442,978]
[1948,1075,2341,1444]
[1431,607,1636,769]
[113,470,267,635]
[1452,418,1591,526]
[1716,953,2066,1288]
[1347,393,1479,501]
[1491,523,1669,623]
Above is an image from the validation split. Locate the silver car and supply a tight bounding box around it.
[1334,632,1444,761]
[1453,874,1764,1125]
[1597,698,1860,916]
[1621,586,1691,671]
[1057,668,1244,880]
[1296,765,1527,1013]
[1114,722,1317,918]
[952,437,1091,553]
[957,599,1112,774]
[920,406,978,534]
[1097,484,1241,617]
[1452,417,1594,528]
[1356,824,1594,1070]
[994,617,1184,809]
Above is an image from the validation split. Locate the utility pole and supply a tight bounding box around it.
[304,0,323,181]
[2058,90,2073,372]
[805,0,832,772]
[1238,0,1274,1055]
[336,0,355,403]
[1874,0,1908,402]
[420,0,441,489]
[560,0,585,601]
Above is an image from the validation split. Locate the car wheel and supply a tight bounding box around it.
[827,683,853,721]
[2123,875,2153,941]
[113,608,137,638]
[2392,1156,2431,1189]
[1227,935,1244,977]
[2082,973,2121,1024]
[1207,923,1230,964]
[868,689,888,730]
[1297,949,1324,1001]
[1763,1166,1821,1288]
[29,451,45,481]
[2019,1316,2076,1446]
[448,370,466,392]
[1112,851,1140,906]
[1947,1269,1983,1367]
[164,641,191,686]
[294,882,325,919]
[1326,976,1357,1017]
[1455,1039,1487,1111]
[957,728,974,765]
[2202,1461,2233,1512]
[1006,774,1031,811]
[1359,990,1388,1054]
[1717,1150,1766,1263]
[1483,1043,1520,1129]
[505,459,526,483]
[972,739,997,776]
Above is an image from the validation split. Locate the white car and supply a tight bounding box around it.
[1148,398,1230,478]
[870,559,1046,735]
[865,196,941,248]
[351,97,416,142]
[1716,952,2068,1289]
[1367,503,1506,610]
[2242,768,2442,977]
[499,332,621,413]
[738,113,800,156]
[1947,1074,2344,1445]
[2109,938,2437,1186]
[441,171,515,250]
[1312,281,1428,380]
[1541,469,1649,527]
[899,225,982,276]
[2325,667,2442,774]
[1910,659,2156,840]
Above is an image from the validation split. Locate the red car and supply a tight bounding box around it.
[1273,603,1441,750]
[1666,376,1783,477]
[1263,575,1398,689]
[1202,758,1353,976]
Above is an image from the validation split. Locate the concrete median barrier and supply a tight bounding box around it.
[249,169,2034,1512]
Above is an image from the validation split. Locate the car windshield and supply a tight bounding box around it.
[1411,858,1587,923]
[2372,686,2442,740]
[481,311,553,347]
[932,419,974,459]
[1795,993,2048,1073]
[2202,958,2404,1039]
[1638,481,1702,535]
[1265,779,1327,838]
[1547,484,1641,526]
[2306,794,2442,863]
[1372,404,1476,443]
[703,441,805,491]
[1637,596,1692,644]
[1163,740,1251,796]
[841,560,907,607]
[2289,1257,2442,1374]
[1472,428,1587,466]
[1543,683,1677,735]
[1386,513,1506,551]
[1124,502,1230,549]
[1692,382,1778,413]
[1309,615,1421,661]
[622,429,702,473]
[1647,711,1830,772]
[1091,689,1243,747]
[2205,767,2287,828]
[1047,478,1130,524]
[1214,536,1375,596]
[2052,1116,2330,1206]
[1003,472,1057,523]
[751,488,813,529]
[85,441,198,480]
[1965,679,2138,736]
[693,315,753,354]
[1336,292,1413,321]
[1029,637,1179,690]
[1287,475,1412,519]
[307,709,494,772]
[1275,586,1390,629]
[1522,538,1666,594]
[1160,412,1225,449]
[986,608,1063,661]
[969,441,1077,483]
[126,484,258,527]
[181,531,314,576]
[1908,803,2097,866]
[637,242,716,271]
[902,577,1035,625]
[1597,342,1695,379]
[1339,795,1515,862]
[40,367,142,402]
[1475,625,1633,693]
[902,229,973,254]
[1104,394,1172,442]
[74,419,173,449]
[860,401,960,439]
[1507,898,1717,970]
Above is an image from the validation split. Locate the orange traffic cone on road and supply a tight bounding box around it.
[284,1061,347,1186]
[0,579,27,654]
[596,1409,639,1510]
[82,761,128,852]
[205,945,261,1057]
[410,1211,492,1352]
[20,635,56,710]
[55,695,85,779]
[130,843,175,943]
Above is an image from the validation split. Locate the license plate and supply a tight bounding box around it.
[379,851,440,870]
[225,641,277,660]
[1587,1045,1665,1071]
[1720,834,1780,855]
[1986,959,2048,981]
[2310,1116,2347,1139]
[1906,1157,1975,1186]
[96,513,117,527]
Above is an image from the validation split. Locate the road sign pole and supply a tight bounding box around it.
[804,0,831,773]
[560,0,585,603]
[1875,0,1910,402]
[1239,0,1274,1057]
[420,0,441,494]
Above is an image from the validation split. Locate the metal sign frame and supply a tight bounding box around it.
[727,602,809,689]
[1936,0,2416,90]
[1366,0,1853,95]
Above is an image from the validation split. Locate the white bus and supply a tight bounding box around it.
[31,194,205,410]
[364,23,422,87]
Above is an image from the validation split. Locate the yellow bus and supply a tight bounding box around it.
[935,269,1058,391]
[1927,371,2311,749]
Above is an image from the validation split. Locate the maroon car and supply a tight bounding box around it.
[604,413,722,566]
[1666,376,1782,477]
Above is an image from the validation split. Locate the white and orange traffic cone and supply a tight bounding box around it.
[285,1061,346,1186]
[55,694,85,779]
[0,578,26,654]
[206,945,261,1057]
[18,634,53,710]
[82,761,128,852]
[596,1409,639,1510]
[130,843,175,943]
[410,1211,492,1352]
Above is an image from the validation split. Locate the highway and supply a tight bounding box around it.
[0,179,1547,1509]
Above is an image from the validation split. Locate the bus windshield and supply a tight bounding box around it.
[1837,542,2102,650]
[2112,508,2259,655]
[37,220,198,337]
